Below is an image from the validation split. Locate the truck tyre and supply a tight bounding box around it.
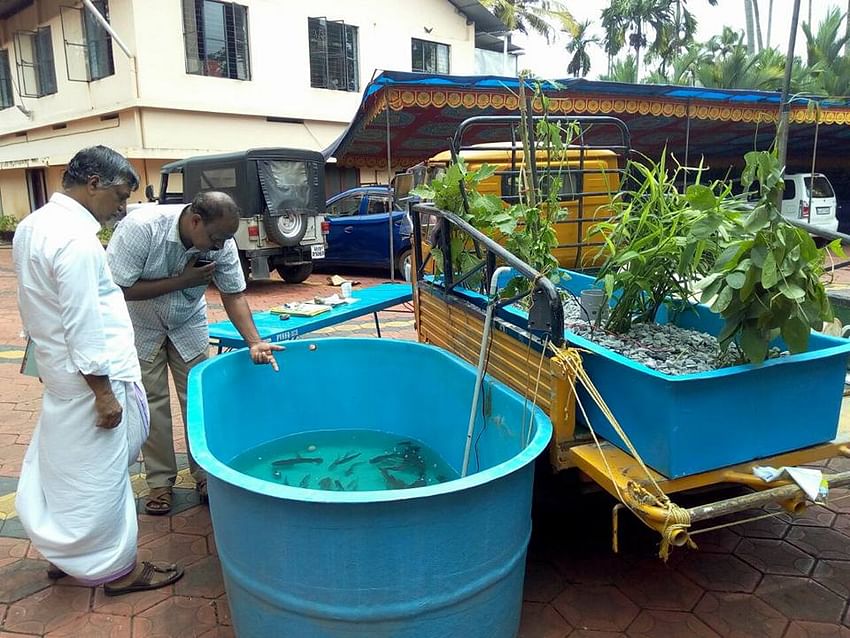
[264,211,307,247]
[277,263,313,284]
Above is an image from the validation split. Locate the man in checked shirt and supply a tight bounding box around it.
[107,190,281,515]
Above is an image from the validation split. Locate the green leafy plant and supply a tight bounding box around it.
[0,215,18,233]
[591,153,741,334]
[695,150,837,363]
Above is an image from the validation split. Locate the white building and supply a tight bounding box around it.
[0,0,516,217]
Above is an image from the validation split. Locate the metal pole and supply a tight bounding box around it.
[775,0,801,190]
[386,102,395,281]
[683,99,691,188]
[502,33,509,75]
[82,0,132,59]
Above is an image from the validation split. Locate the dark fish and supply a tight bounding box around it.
[329,451,362,470]
[334,480,344,491]
[346,478,359,491]
[409,476,427,488]
[369,451,404,465]
[298,475,311,488]
[283,476,290,486]
[272,456,323,468]
[379,467,407,490]
[344,462,363,477]
[319,477,333,490]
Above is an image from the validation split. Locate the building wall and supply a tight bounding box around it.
[0,0,480,214]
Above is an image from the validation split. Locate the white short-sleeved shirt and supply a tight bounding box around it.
[14,193,141,397]
[106,205,245,363]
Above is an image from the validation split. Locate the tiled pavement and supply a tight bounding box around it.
[3,243,850,636]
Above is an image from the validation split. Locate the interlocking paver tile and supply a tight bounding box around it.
[2,584,91,634]
[214,594,231,626]
[689,527,741,553]
[524,561,566,604]
[784,621,850,637]
[42,612,131,637]
[552,585,638,633]
[170,505,213,537]
[0,558,51,604]
[788,526,850,561]
[627,609,719,638]
[735,538,815,576]
[518,602,571,638]
[812,559,850,597]
[567,631,626,638]
[197,628,236,638]
[755,575,845,624]
[552,551,625,586]
[695,592,788,638]
[734,510,791,539]
[676,552,763,592]
[132,596,218,638]
[824,490,850,514]
[614,559,704,611]
[174,556,225,599]
[0,516,28,539]
[789,506,838,528]
[91,584,172,618]
[0,538,28,569]
[137,532,209,567]
[137,514,172,547]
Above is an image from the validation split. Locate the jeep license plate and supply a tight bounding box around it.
[817,207,831,215]
[311,244,325,259]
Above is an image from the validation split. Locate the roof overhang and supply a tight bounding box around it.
[475,32,523,54]
[0,0,32,19]
[447,0,506,33]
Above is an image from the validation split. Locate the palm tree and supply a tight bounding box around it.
[644,43,707,85]
[696,27,789,90]
[600,54,638,83]
[479,0,575,43]
[565,19,598,77]
[767,0,774,48]
[744,0,756,54]
[601,0,677,79]
[801,7,850,68]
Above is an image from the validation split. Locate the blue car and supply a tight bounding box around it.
[324,186,413,276]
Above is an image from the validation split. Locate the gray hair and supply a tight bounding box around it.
[62,145,140,191]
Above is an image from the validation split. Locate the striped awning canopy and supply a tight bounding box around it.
[325,71,850,172]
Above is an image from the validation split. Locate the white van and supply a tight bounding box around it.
[780,173,838,234]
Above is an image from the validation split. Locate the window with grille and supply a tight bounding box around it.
[183,0,250,80]
[14,26,57,98]
[412,38,449,74]
[60,1,114,82]
[0,51,12,109]
[308,17,359,92]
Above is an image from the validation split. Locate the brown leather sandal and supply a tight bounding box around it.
[144,487,173,516]
[103,561,184,597]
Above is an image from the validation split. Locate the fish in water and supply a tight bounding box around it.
[334,479,344,491]
[379,467,408,490]
[369,451,405,465]
[299,475,311,488]
[272,455,323,468]
[319,477,333,490]
[329,451,362,471]
[346,478,359,491]
[344,462,363,477]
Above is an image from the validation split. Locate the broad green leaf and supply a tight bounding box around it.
[715,245,742,270]
[761,251,779,288]
[694,272,723,291]
[751,244,768,267]
[778,282,805,300]
[718,317,741,344]
[700,278,724,304]
[685,184,717,210]
[743,205,770,232]
[781,315,810,353]
[725,271,747,289]
[829,239,846,258]
[712,285,734,312]
[740,267,757,301]
[741,325,769,363]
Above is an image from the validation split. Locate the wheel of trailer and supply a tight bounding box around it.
[264,211,306,247]
[277,263,313,284]
[239,253,250,283]
[397,249,413,281]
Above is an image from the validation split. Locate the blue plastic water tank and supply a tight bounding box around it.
[188,338,552,638]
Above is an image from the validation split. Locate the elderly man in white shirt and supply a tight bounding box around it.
[13,145,184,595]
[107,190,280,515]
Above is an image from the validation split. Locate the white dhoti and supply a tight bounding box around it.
[16,380,150,585]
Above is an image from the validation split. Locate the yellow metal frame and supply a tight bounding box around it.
[414,280,850,552]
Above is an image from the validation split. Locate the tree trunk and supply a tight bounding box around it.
[745,0,756,55]
[846,0,850,57]
[752,0,764,52]
[767,0,774,48]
